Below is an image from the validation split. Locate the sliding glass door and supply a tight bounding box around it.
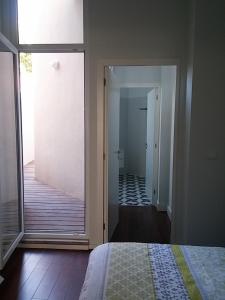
[0,33,24,269]
[20,52,85,236]
[17,0,86,239]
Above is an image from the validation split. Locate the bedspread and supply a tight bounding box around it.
[80,243,225,300]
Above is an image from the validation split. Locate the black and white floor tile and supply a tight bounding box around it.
[119,174,152,206]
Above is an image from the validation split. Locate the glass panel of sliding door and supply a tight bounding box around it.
[0,37,23,269]
[20,52,85,235]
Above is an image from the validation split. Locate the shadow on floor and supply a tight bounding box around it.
[110,205,171,243]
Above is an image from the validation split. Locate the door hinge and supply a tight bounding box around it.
[153,189,156,195]
[103,223,105,230]
[103,152,106,160]
[156,94,159,100]
[104,78,106,86]
[155,143,157,148]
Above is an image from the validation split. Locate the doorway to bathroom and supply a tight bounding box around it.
[104,65,177,242]
[118,86,159,207]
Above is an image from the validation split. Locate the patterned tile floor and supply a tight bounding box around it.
[119,174,152,206]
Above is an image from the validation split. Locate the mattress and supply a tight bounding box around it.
[79,242,225,300]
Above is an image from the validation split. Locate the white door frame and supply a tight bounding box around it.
[96,59,180,243]
[104,67,122,241]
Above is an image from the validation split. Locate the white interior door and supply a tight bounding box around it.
[106,67,120,240]
[146,88,159,205]
[0,33,24,270]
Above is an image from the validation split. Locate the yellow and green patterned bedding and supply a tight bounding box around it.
[79,243,225,300]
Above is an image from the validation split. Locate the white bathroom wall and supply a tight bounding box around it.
[127,97,147,177]
[119,88,150,176]
[119,97,128,174]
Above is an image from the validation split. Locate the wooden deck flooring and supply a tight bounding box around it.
[24,162,85,234]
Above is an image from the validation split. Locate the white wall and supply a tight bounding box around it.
[33,53,84,199]
[184,0,225,246]
[20,65,34,165]
[158,66,176,211]
[115,66,161,86]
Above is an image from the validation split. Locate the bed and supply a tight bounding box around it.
[79,242,225,300]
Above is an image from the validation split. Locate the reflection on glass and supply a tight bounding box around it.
[18,0,83,44]
[0,51,20,257]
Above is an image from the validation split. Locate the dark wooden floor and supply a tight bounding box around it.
[24,162,85,233]
[111,205,171,243]
[0,248,89,300]
[0,206,170,299]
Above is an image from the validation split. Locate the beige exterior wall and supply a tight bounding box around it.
[33,53,84,200]
[20,65,34,166]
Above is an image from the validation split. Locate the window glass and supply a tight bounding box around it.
[18,0,83,44]
[0,51,21,255]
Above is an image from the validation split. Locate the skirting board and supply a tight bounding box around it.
[19,243,89,250]
[167,205,172,220]
[156,203,172,220]
[156,203,167,212]
[19,239,89,250]
[18,242,89,250]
